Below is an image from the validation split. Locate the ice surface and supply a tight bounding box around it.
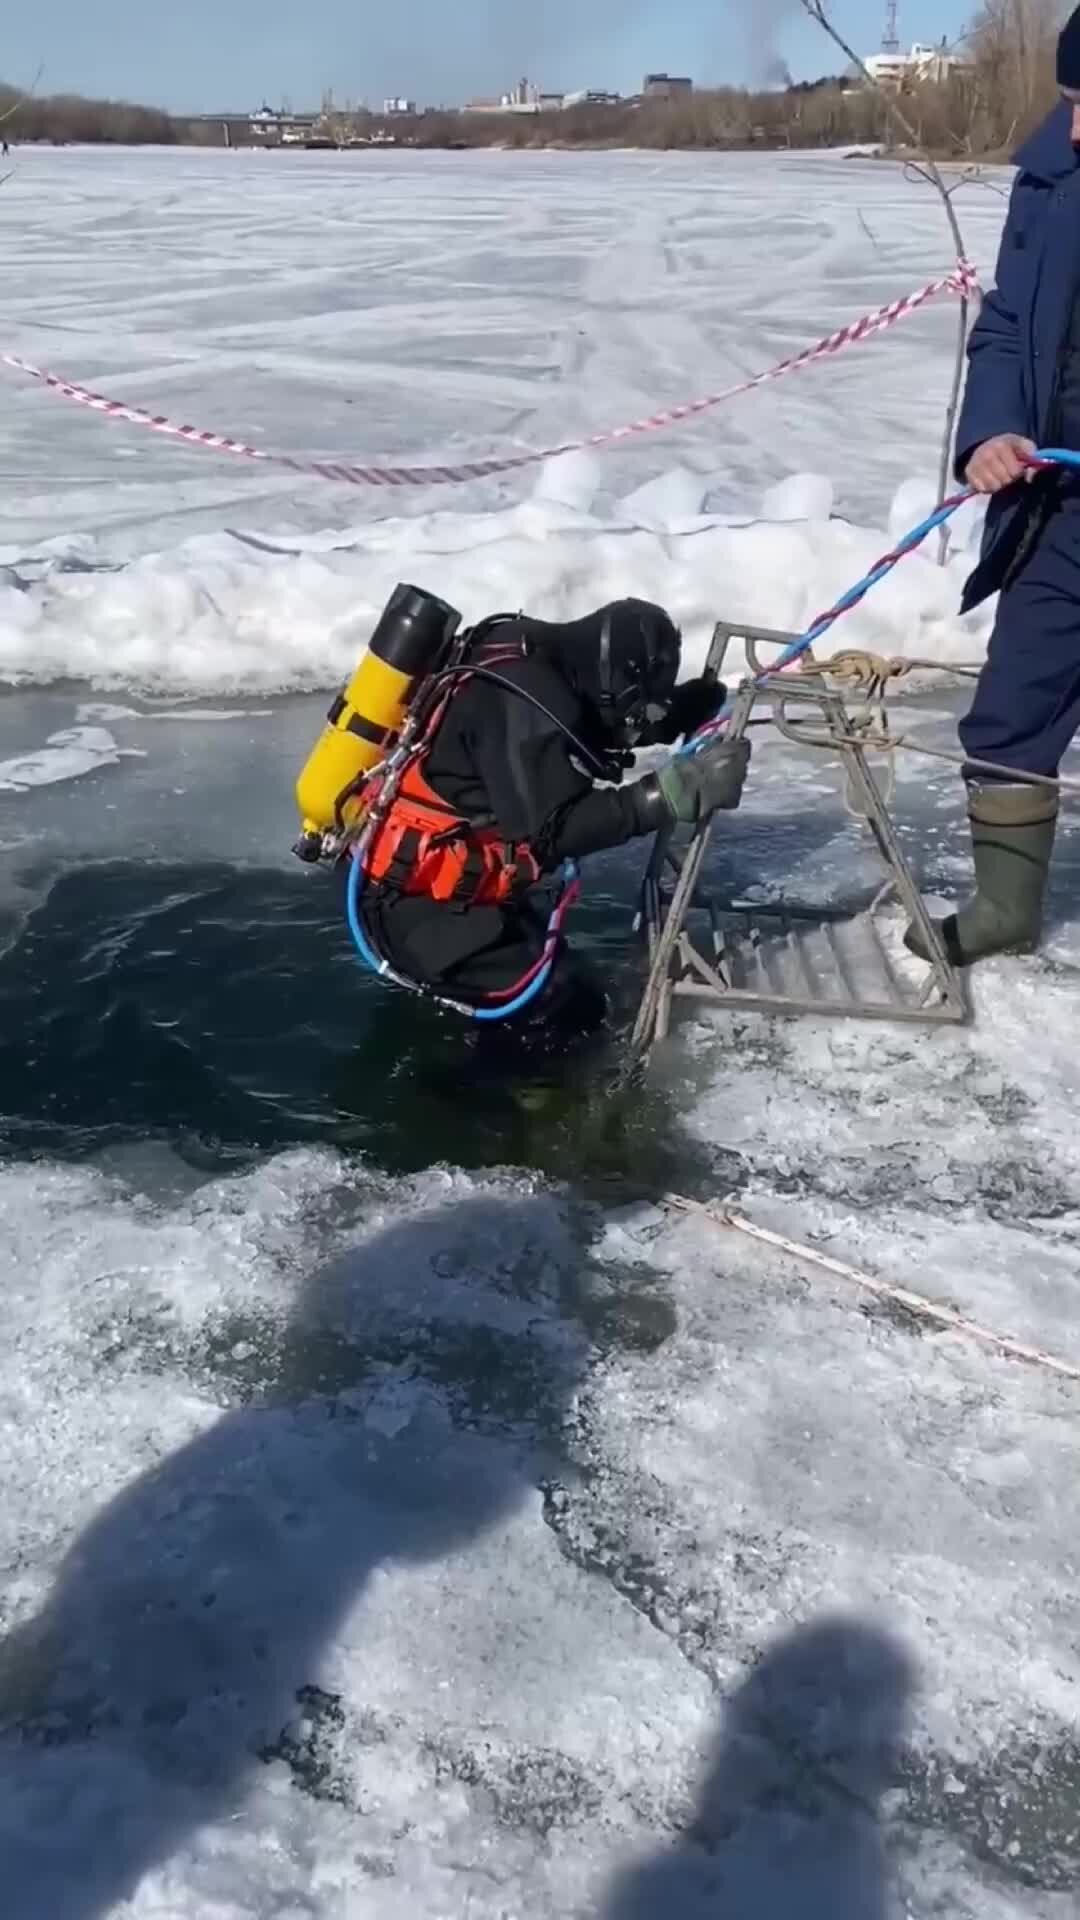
[0,1161,715,1918]
[0,724,141,791]
[0,144,1008,692]
[616,465,712,531]
[759,470,836,523]
[3,147,1079,1920]
[0,484,995,694]
[2,682,1079,1916]
[1,1122,1078,1917]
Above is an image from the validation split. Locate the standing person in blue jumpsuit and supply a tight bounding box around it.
[909,9,1080,967]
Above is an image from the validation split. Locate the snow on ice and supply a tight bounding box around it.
[0,459,995,693]
[0,144,1010,693]
[2,145,1079,1920]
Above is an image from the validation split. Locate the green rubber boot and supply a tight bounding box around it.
[905,782,1059,969]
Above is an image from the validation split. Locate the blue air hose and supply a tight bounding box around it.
[345,845,576,1021]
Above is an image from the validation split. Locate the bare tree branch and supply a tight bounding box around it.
[0,62,44,130]
[799,1,975,559]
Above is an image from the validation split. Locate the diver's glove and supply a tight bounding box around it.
[632,737,750,830]
[637,676,728,747]
[667,676,729,741]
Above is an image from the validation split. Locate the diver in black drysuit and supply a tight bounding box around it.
[360,599,749,1048]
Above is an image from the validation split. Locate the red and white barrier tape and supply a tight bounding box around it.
[1,260,979,490]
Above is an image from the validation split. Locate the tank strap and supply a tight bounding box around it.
[328,697,391,749]
[362,648,546,904]
[381,825,423,895]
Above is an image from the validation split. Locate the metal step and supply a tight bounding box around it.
[678,903,963,1026]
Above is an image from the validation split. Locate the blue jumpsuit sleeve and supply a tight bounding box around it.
[955,178,1035,478]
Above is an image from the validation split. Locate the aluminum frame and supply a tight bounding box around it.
[630,621,970,1061]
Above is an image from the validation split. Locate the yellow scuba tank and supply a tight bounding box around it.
[293,582,461,862]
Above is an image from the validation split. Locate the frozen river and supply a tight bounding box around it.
[1,145,1079,1919]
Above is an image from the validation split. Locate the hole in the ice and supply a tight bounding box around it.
[0,857,724,1195]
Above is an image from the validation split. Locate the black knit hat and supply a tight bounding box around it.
[1059,6,1080,91]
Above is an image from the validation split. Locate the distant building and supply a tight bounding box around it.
[464,78,564,114]
[499,77,548,113]
[643,73,693,100]
[383,97,417,117]
[863,40,966,88]
[188,106,321,147]
[245,107,318,136]
[562,89,621,109]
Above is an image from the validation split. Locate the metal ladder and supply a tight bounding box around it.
[630,622,969,1063]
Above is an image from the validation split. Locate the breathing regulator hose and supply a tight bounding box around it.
[345,848,579,1023]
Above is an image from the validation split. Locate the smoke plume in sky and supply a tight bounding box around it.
[732,0,801,86]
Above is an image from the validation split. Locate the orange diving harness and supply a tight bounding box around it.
[344,642,585,1020]
[363,733,543,907]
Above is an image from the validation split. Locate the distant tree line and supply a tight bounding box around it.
[0,84,177,145]
[404,86,879,153]
[0,9,1068,159]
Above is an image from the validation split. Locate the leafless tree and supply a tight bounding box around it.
[800,0,980,556]
[0,62,43,133]
[0,62,43,180]
[961,0,1064,145]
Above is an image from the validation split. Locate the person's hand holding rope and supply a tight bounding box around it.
[965,434,1038,493]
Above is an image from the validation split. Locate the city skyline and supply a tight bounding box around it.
[3,2,976,115]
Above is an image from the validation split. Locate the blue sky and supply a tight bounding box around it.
[4,2,976,114]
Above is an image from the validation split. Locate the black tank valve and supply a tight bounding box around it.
[293,830,324,865]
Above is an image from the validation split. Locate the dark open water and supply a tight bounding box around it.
[0,681,1019,1190]
[0,837,722,1197]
